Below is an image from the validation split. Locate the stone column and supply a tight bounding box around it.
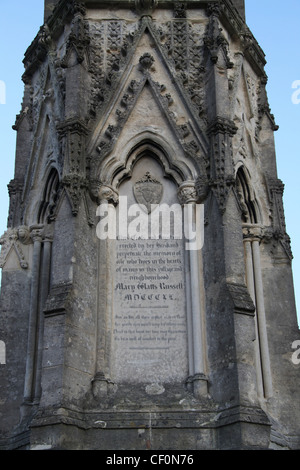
[243,225,273,399]
[252,237,273,398]
[243,234,264,398]
[178,181,207,398]
[34,227,53,401]
[23,224,44,403]
[92,185,119,399]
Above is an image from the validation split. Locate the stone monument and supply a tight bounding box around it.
[0,0,299,450]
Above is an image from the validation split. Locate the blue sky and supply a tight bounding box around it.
[0,1,299,323]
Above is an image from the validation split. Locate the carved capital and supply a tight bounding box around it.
[242,224,264,242]
[30,224,44,243]
[177,181,198,204]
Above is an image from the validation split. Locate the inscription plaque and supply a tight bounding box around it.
[112,238,188,383]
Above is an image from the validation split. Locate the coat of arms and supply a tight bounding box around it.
[133,172,163,213]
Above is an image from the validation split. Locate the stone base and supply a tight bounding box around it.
[23,404,272,450]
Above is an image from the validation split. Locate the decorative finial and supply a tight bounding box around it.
[139,53,155,71]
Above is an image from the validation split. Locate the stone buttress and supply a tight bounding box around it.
[0,0,299,450]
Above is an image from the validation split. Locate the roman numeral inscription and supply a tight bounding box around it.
[112,238,188,383]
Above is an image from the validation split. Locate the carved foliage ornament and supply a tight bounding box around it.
[139,53,155,71]
[177,181,198,205]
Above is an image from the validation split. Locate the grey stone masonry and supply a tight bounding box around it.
[0,0,299,450]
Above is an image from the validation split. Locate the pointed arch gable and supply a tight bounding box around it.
[87,17,208,154]
[98,131,197,192]
[86,18,209,191]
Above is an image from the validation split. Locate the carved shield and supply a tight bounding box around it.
[133,172,163,213]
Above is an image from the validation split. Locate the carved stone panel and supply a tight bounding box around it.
[109,156,188,384]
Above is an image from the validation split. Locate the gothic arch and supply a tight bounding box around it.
[38,167,60,224]
[235,165,261,224]
[98,131,198,191]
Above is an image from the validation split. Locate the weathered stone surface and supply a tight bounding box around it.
[0,0,299,450]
